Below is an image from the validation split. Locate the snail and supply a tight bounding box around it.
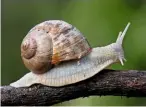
[10,20,130,87]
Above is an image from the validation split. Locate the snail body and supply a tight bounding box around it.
[10,21,130,87]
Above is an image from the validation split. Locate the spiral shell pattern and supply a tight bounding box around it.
[21,27,53,74]
[21,20,91,74]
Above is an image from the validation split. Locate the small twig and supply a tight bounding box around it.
[1,69,146,106]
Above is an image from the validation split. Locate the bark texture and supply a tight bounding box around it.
[1,69,146,106]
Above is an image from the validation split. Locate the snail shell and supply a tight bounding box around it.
[10,22,130,87]
[21,20,91,74]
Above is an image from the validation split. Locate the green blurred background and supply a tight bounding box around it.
[2,0,146,106]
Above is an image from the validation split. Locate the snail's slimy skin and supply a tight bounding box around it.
[10,44,118,87]
[10,22,130,87]
[10,42,125,87]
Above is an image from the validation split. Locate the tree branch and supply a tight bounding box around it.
[1,69,146,106]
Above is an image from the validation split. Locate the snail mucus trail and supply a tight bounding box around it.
[10,20,130,87]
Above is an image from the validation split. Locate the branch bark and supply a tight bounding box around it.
[1,69,146,106]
